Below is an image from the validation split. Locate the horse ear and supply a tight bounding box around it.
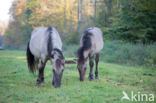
[50,51,56,59]
[61,59,65,65]
[51,51,56,56]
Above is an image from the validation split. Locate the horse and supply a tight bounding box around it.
[77,27,104,81]
[26,26,65,88]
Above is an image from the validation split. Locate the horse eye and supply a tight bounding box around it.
[62,63,64,66]
[51,55,54,58]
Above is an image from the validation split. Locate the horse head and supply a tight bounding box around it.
[50,49,65,87]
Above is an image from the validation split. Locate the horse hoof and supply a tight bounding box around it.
[36,81,43,87]
[36,83,40,87]
[80,78,84,81]
[95,76,98,79]
[89,78,93,81]
[89,78,94,81]
[88,76,94,81]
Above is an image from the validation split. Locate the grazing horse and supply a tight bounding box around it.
[26,26,65,88]
[77,27,104,81]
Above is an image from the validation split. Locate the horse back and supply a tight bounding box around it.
[80,27,104,54]
[90,27,104,52]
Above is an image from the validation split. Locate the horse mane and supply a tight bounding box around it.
[77,30,92,61]
[53,48,64,60]
[47,26,53,57]
[47,26,64,60]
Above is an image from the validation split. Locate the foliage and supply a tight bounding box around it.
[4,0,96,48]
[4,0,33,48]
[0,34,4,46]
[97,0,156,43]
[64,31,80,44]
[62,44,79,57]
[101,41,156,67]
[0,51,155,103]
[3,0,156,48]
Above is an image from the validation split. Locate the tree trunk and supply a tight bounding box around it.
[70,10,73,32]
[107,0,113,27]
[94,0,97,25]
[77,0,82,33]
[103,7,107,27]
[63,0,66,36]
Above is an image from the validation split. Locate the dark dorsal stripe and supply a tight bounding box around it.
[77,29,92,61]
[53,48,64,60]
[47,26,53,57]
[84,27,93,34]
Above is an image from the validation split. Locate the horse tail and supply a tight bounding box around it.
[47,26,53,56]
[26,41,36,73]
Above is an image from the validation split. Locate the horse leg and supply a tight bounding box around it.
[88,55,94,81]
[36,60,46,86]
[95,53,99,79]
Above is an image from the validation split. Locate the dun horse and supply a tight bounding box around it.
[77,27,104,81]
[26,26,65,87]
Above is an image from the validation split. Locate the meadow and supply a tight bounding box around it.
[0,50,155,103]
[0,0,155,102]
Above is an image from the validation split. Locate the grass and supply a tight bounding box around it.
[0,50,155,103]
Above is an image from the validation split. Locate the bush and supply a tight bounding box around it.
[100,40,156,68]
[65,31,80,45]
[63,44,79,58]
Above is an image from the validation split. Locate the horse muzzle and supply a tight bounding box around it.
[52,72,62,88]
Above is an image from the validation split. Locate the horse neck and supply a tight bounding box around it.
[78,47,90,62]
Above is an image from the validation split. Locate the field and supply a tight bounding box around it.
[0,50,155,103]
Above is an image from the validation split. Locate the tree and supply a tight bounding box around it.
[77,0,82,33]
[63,0,67,36]
[4,0,33,48]
[106,0,113,27]
[94,0,97,25]
[96,0,156,43]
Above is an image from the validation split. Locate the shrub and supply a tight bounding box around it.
[65,31,80,45]
[100,40,156,68]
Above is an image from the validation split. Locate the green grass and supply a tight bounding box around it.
[0,50,155,103]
